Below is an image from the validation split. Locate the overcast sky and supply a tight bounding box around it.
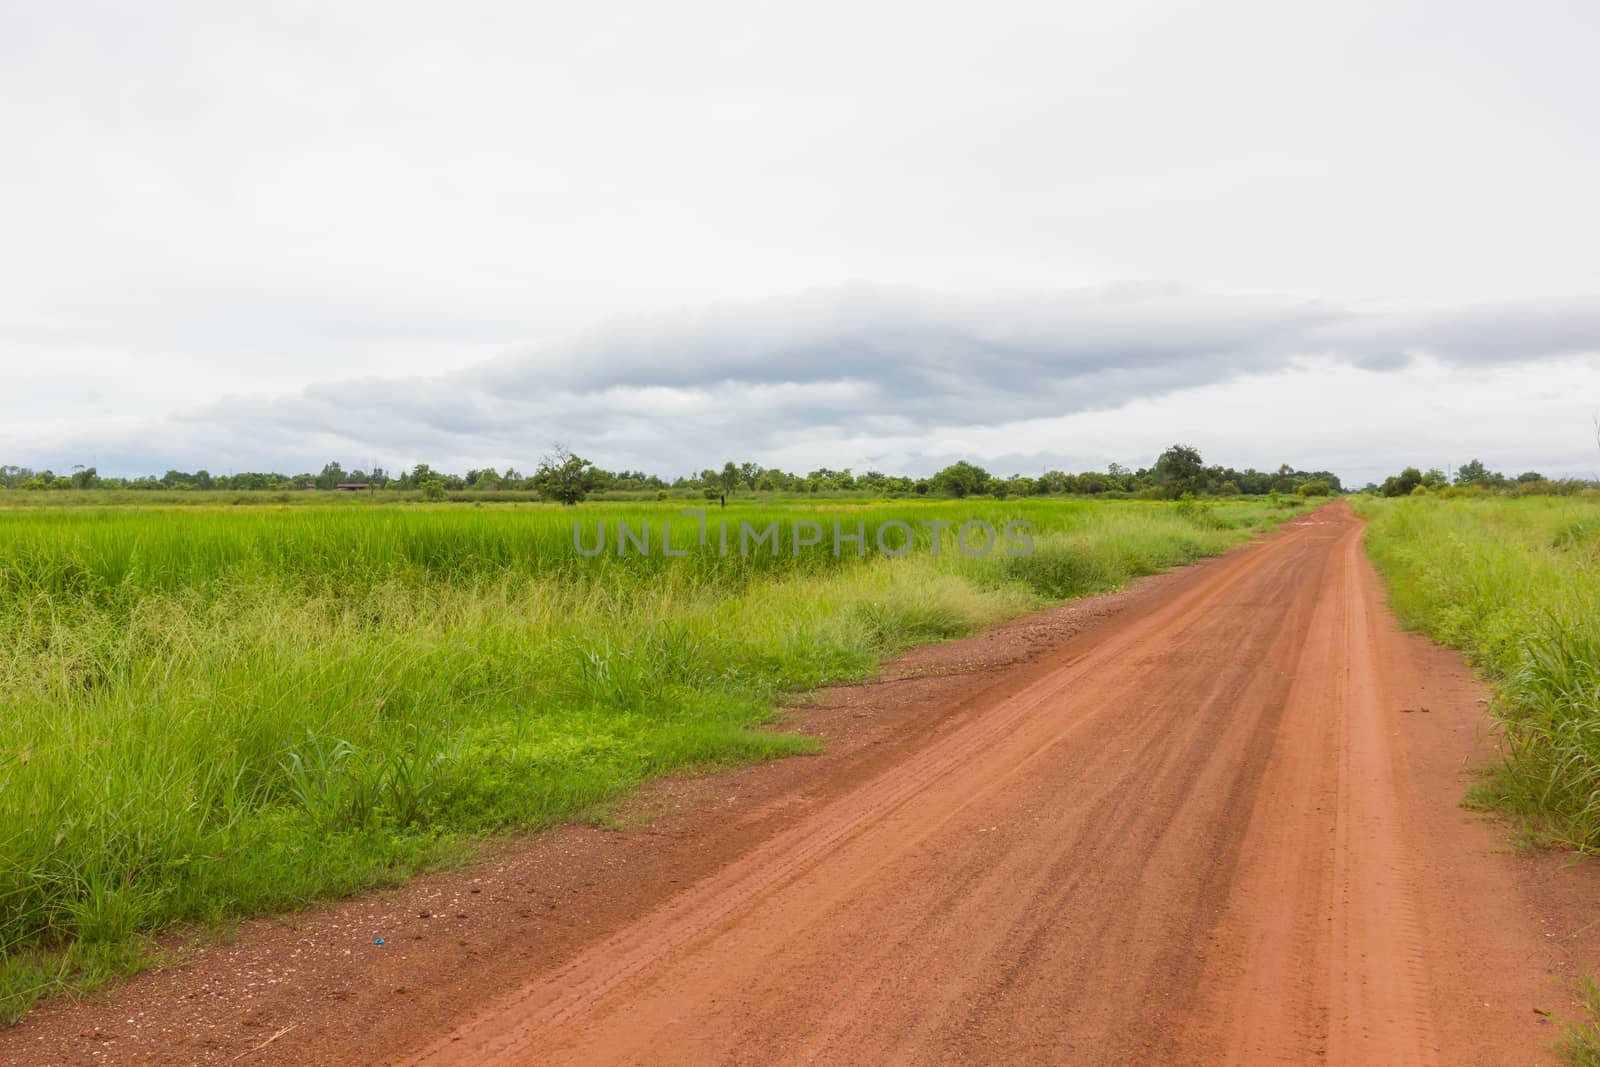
[4,0,1599,485]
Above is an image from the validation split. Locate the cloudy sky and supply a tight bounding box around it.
[4,0,1598,486]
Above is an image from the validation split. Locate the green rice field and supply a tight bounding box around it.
[0,495,1298,1021]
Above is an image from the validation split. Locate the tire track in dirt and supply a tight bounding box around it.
[1206,515,1436,1063]
[402,505,1463,1065]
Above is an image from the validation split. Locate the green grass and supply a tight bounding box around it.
[0,496,1294,1023]
[1354,493,1600,849]
[1557,974,1600,1067]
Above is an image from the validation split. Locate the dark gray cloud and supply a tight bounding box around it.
[474,284,1600,404]
[39,282,1594,480]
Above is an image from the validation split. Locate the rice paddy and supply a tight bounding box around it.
[0,495,1295,1021]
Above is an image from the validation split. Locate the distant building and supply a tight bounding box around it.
[335,482,371,492]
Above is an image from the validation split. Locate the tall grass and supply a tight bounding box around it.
[1355,494,1600,847]
[0,497,1289,1022]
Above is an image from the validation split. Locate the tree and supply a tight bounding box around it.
[315,461,346,491]
[1297,480,1332,497]
[1076,471,1107,494]
[1154,444,1207,498]
[1454,459,1490,484]
[1380,467,1424,497]
[421,478,447,501]
[719,462,740,497]
[739,462,762,492]
[533,444,596,505]
[931,461,990,498]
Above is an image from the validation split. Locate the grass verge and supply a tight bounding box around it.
[1353,494,1600,849]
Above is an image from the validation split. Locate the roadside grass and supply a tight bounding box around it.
[1355,493,1600,1067]
[0,496,1288,1023]
[1556,974,1600,1067]
[1354,494,1600,850]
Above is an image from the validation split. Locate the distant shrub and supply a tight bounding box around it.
[1297,480,1332,497]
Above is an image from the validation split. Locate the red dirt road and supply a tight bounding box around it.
[6,502,1597,1065]
[394,504,1585,1065]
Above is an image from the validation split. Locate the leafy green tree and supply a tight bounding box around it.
[931,461,990,498]
[421,478,446,501]
[1381,467,1424,497]
[315,462,346,490]
[533,445,596,505]
[719,462,740,497]
[1297,480,1332,497]
[1155,444,1208,498]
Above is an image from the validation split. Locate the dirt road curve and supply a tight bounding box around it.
[394,504,1564,1066]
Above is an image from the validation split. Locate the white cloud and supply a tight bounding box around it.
[3,2,1600,480]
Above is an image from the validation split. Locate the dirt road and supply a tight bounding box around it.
[390,503,1580,1065]
[7,503,1595,1065]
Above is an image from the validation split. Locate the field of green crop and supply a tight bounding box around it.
[0,495,1297,1022]
[1356,494,1600,848]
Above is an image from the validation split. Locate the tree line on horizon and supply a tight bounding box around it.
[1,445,1345,502]
[3,446,1591,503]
[1373,459,1580,497]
